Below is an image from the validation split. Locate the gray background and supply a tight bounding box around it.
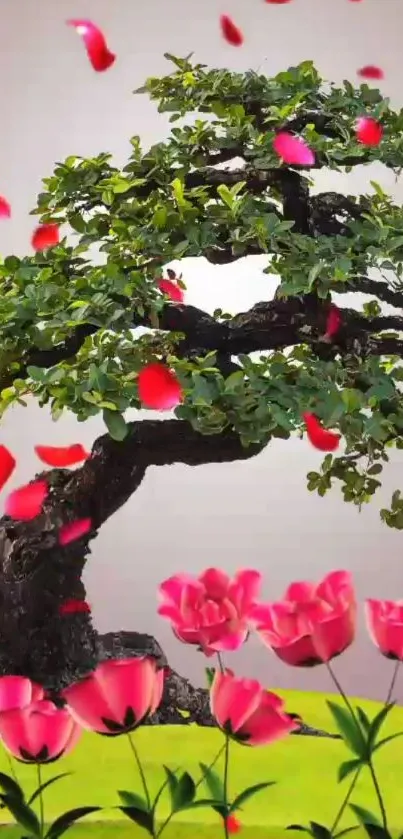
[1,0,403,700]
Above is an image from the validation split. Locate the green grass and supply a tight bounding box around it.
[0,689,402,837]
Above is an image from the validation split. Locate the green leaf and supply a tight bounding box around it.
[2,796,41,836]
[119,807,154,835]
[28,773,71,806]
[326,701,366,757]
[171,772,196,811]
[199,763,224,801]
[151,766,180,816]
[102,408,128,441]
[205,668,215,688]
[361,827,392,839]
[349,804,382,828]
[371,731,403,753]
[0,772,24,802]
[366,703,395,749]
[337,759,361,783]
[217,184,234,209]
[45,806,102,839]
[163,765,179,802]
[309,823,332,839]
[118,791,149,811]
[229,782,275,813]
[27,366,46,383]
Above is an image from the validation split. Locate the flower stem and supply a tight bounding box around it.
[36,764,44,839]
[223,734,230,839]
[127,732,151,810]
[326,662,388,834]
[6,753,18,785]
[217,652,225,675]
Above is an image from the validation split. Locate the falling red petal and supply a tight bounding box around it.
[34,444,89,468]
[158,278,184,304]
[355,117,383,146]
[324,304,342,340]
[31,224,60,252]
[273,132,315,166]
[220,15,244,46]
[59,599,92,616]
[265,0,292,3]
[0,197,11,219]
[67,19,116,72]
[0,446,16,492]
[357,65,384,80]
[138,363,183,411]
[303,413,340,453]
[5,480,48,521]
[225,815,242,834]
[59,518,92,546]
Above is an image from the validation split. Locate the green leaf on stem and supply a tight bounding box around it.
[45,806,102,839]
[371,731,403,754]
[356,707,372,734]
[326,701,366,757]
[205,668,215,688]
[28,773,71,806]
[163,765,179,801]
[119,806,154,835]
[361,826,393,839]
[2,795,41,837]
[187,798,228,818]
[366,704,395,749]
[309,822,332,839]
[0,772,25,801]
[286,826,309,833]
[335,828,360,838]
[171,772,196,810]
[349,804,382,828]
[118,791,149,811]
[338,759,361,782]
[151,767,180,816]
[199,762,224,801]
[228,781,275,813]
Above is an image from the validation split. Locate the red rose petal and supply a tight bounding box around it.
[138,363,183,411]
[34,444,89,468]
[5,480,48,521]
[59,599,92,616]
[357,65,384,80]
[273,132,315,166]
[355,117,383,146]
[0,197,11,219]
[59,518,92,546]
[303,413,340,453]
[220,15,243,46]
[158,278,184,304]
[0,446,16,492]
[67,19,116,72]
[31,224,60,252]
[324,304,342,341]
[225,815,242,834]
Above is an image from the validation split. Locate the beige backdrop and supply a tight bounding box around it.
[1,0,403,700]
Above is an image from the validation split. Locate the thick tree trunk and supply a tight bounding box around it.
[0,420,264,692]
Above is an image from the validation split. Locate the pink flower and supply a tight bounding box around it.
[0,700,81,763]
[0,676,43,712]
[210,669,297,746]
[365,600,403,660]
[158,568,262,655]
[273,132,315,165]
[63,657,164,735]
[250,570,356,666]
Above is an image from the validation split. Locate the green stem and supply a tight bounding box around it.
[155,744,226,839]
[127,732,151,810]
[330,769,360,835]
[223,734,230,839]
[6,753,18,785]
[326,662,388,834]
[36,764,44,839]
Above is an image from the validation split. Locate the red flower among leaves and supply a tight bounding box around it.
[59,518,92,546]
[303,413,340,452]
[31,224,60,252]
[0,197,11,218]
[323,303,342,341]
[220,15,243,46]
[273,132,315,166]
[225,814,242,833]
[0,446,16,492]
[35,444,89,468]
[5,480,48,521]
[59,599,92,616]
[67,20,116,72]
[158,278,184,304]
[357,65,384,80]
[138,363,183,410]
[355,117,383,146]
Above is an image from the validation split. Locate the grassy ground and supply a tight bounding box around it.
[0,689,401,837]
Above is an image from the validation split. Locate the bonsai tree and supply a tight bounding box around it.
[1,55,403,693]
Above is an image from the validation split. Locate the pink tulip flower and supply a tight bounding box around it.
[365,599,403,660]
[250,570,356,666]
[210,669,297,746]
[158,568,262,655]
[0,675,43,712]
[63,657,164,735]
[0,700,81,763]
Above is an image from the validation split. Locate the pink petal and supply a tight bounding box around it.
[138,363,183,410]
[31,224,60,252]
[357,65,384,80]
[208,625,248,653]
[273,132,315,166]
[316,570,354,604]
[220,15,244,46]
[59,599,92,615]
[67,20,116,73]
[311,607,356,662]
[5,480,48,521]
[228,569,262,613]
[365,599,403,659]
[244,696,297,746]
[199,568,230,599]
[0,196,11,219]
[285,581,316,603]
[0,446,16,491]
[356,117,383,146]
[35,444,89,467]
[0,677,34,712]
[59,518,92,546]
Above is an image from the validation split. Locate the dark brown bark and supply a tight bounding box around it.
[0,421,264,691]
